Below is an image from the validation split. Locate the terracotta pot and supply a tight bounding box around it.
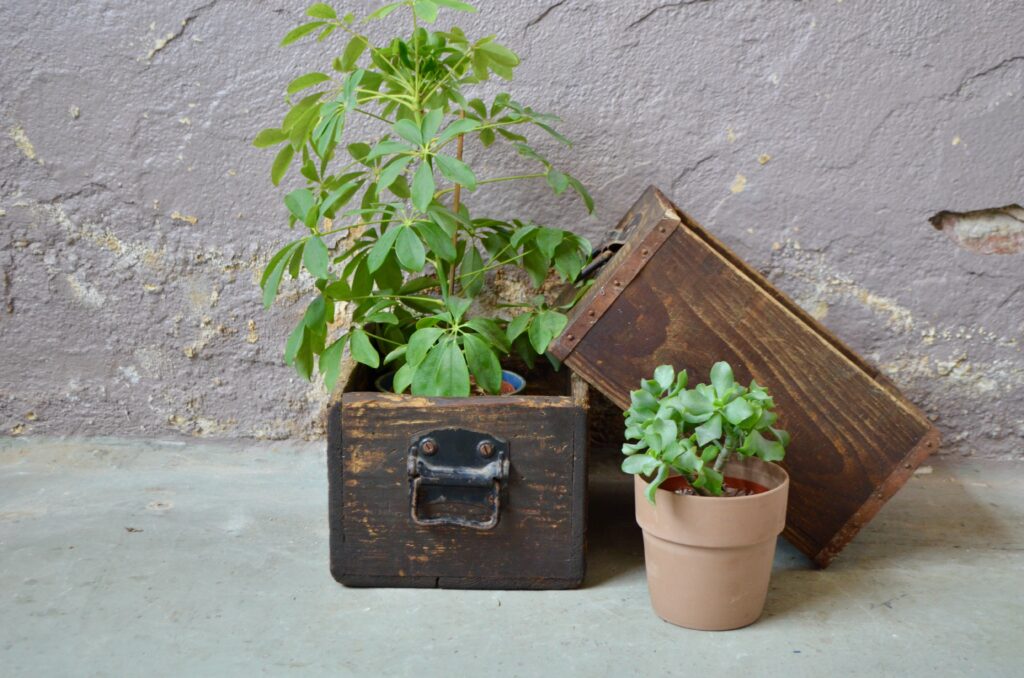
[634,457,789,631]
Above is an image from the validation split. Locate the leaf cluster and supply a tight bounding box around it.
[255,1,594,396]
[621,362,790,503]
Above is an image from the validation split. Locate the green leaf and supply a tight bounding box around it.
[294,331,315,380]
[622,454,658,475]
[284,189,315,222]
[349,328,379,368]
[645,464,670,504]
[413,0,439,23]
[630,389,658,415]
[413,338,470,396]
[320,336,347,390]
[281,22,325,47]
[378,156,413,192]
[287,72,331,95]
[694,414,723,447]
[438,118,479,145]
[367,226,402,272]
[740,430,787,462]
[770,427,791,447]
[366,140,415,161]
[546,169,570,194]
[723,397,754,426]
[253,128,288,148]
[303,237,330,279]
[465,317,510,353]
[421,108,445,141]
[710,361,735,399]
[435,155,477,189]
[463,333,501,394]
[392,363,414,393]
[654,365,675,391]
[366,3,401,21]
[382,345,407,366]
[680,389,713,415]
[522,248,548,287]
[527,309,568,355]
[648,418,678,451]
[411,162,435,211]
[320,180,362,218]
[506,312,531,342]
[414,220,456,262]
[340,34,368,70]
[262,242,300,309]
[694,467,723,496]
[395,227,426,272]
[394,119,424,145]
[271,145,294,186]
[567,176,594,214]
[434,0,477,11]
[535,227,563,258]
[446,296,472,321]
[306,3,336,19]
[460,245,484,297]
[477,41,519,67]
[407,327,444,366]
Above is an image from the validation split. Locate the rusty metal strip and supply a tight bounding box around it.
[550,212,680,360]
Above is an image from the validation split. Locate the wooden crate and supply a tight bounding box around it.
[327,364,588,589]
[550,186,940,567]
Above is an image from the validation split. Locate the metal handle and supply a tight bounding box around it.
[409,477,501,530]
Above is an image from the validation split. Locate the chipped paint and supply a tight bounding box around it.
[730,174,747,194]
[171,211,199,225]
[65,274,107,308]
[930,205,1024,254]
[9,125,41,163]
[758,154,772,165]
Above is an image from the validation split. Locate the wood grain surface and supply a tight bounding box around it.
[555,186,939,567]
[329,365,588,589]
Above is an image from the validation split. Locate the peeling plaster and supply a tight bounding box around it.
[0,0,1021,457]
[930,205,1024,254]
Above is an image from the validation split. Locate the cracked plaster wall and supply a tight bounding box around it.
[0,0,1021,458]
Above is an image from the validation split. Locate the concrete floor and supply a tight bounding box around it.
[1,438,1021,677]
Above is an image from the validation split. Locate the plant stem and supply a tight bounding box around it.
[447,110,466,295]
[713,445,732,473]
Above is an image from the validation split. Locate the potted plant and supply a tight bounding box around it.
[254,0,594,397]
[621,362,791,630]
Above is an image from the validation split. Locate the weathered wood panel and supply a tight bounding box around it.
[552,186,939,567]
[329,365,588,589]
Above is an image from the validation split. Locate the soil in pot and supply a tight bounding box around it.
[634,457,789,631]
[661,475,769,497]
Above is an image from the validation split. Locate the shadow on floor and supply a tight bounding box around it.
[584,472,645,587]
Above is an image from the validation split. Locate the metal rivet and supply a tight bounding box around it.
[478,441,494,458]
[587,309,596,317]
[566,334,576,341]
[613,280,622,287]
[420,438,438,455]
[658,226,666,233]
[641,249,650,256]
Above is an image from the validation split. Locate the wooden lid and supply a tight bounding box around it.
[553,186,939,567]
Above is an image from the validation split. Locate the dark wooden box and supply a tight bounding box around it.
[550,186,940,567]
[327,365,588,589]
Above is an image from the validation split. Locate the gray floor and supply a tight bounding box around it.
[1,437,1021,678]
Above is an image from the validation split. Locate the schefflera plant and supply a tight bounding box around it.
[254,0,594,397]
[621,362,790,503]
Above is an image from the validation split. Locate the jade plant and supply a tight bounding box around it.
[621,362,790,503]
[254,0,594,396]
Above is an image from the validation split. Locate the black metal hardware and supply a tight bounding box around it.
[407,428,510,530]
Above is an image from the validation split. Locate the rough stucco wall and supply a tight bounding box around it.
[0,1,1021,457]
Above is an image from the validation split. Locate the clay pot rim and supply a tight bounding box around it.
[643,459,789,503]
